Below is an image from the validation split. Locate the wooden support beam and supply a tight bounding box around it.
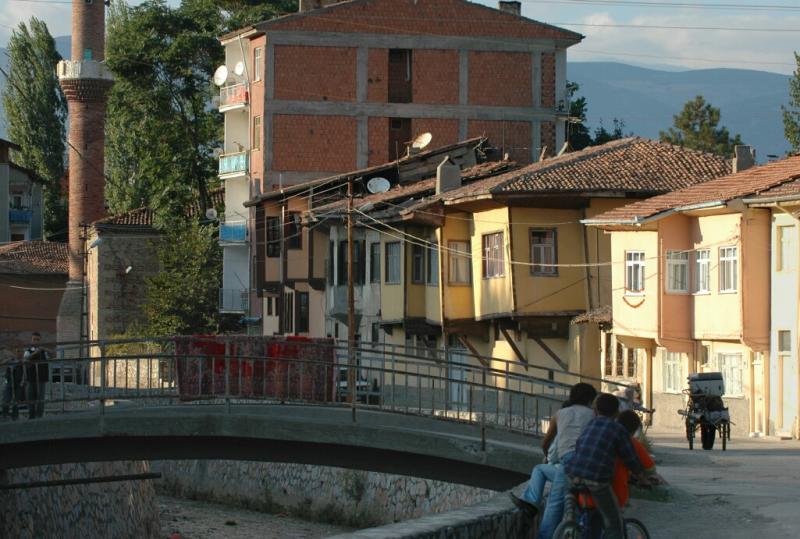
[499,326,529,371]
[457,335,490,368]
[532,336,569,371]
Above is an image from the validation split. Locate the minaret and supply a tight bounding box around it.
[57,0,113,345]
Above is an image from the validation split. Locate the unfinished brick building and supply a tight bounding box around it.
[216,0,582,318]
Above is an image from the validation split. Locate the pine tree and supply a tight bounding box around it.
[1,18,67,237]
[660,95,742,157]
[783,52,800,153]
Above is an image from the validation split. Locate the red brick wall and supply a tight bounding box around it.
[468,120,531,164]
[368,117,389,166]
[541,52,556,108]
[412,49,459,105]
[411,118,460,148]
[367,48,388,102]
[72,1,106,60]
[541,121,556,158]
[468,51,531,107]
[274,45,357,102]
[272,115,357,172]
[270,0,578,41]
[250,36,266,192]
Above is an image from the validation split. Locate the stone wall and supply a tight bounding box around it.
[152,460,495,528]
[0,461,160,539]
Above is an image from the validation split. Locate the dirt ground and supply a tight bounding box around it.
[625,430,800,539]
[158,496,352,539]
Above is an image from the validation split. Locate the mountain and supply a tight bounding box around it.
[569,62,792,161]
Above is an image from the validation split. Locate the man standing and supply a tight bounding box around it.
[24,332,49,419]
[1,355,24,421]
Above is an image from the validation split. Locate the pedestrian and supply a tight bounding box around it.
[24,332,49,419]
[563,394,646,539]
[1,355,24,421]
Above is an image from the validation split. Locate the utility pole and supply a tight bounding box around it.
[347,177,356,421]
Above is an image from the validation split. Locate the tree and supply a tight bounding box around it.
[783,52,800,153]
[660,95,742,157]
[142,220,226,336]
[566,82,592,151]
[105,0,295,219]
[593,119,628,145]
[1,18,67,237]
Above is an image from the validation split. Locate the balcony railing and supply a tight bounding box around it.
[220,221,247,243]
[219,288,249,313]
[219,83,249,110]
[219,151,248,177]
[9,209,32,224]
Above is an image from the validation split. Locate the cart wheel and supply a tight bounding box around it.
[701,424,715,450]
[722,423,728,451]
[686,422,694,450]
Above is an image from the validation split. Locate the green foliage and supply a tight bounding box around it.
[105,0,296,219]
[660,95,742,157]
[593,118,628,146]
[1,18,67,237]
[783,52,800,153]
[142,219,224,336]
[566,82,629,151]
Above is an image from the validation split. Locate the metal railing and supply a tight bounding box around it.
[219,289,249,313]
[0,337,602,446]
[9,209,32,224]
[219,83,248,109]
[218,151,248,177]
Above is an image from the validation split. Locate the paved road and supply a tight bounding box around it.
[625,431,800,538]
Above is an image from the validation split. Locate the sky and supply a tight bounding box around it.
[0,0,798,75]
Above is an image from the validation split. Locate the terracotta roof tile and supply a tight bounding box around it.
[93,187,225,227]
[588,155,800,223]
[440,138,731,203]
[0,241,68,275]
[743,177,800,202]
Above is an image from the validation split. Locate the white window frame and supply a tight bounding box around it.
[777,225,796,273]
[254,47,263,81]
[717,352,743,397]
[252,115,262,150]
[663,351,682,394]
[625,251,645,295]
[694,249,710,294]
[385,242,401,284]
[666,250,689,293]
[482,232,505,279]
[530,228,557,276]
[448,241,471,284]
[719,246,738,293]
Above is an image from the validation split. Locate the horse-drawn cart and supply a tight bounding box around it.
[678,372,731,450]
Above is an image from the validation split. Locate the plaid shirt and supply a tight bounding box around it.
[564,416,643,483]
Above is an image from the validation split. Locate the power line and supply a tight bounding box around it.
[551,21,800,32]
[522,0,800,12]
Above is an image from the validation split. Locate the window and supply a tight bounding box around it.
[426,243,439,286]
[388,49,412,103]
[285,212,302,250]
[266,216,280,257]
[266,297,273,316]
[530,229,557,276]
[482,232,505,278]
[412,244,424,284]
[777,225,796,272]
[719,247,738,293]
[337,241,348,286]
[354,240,365,285]
[666,250,689,293]
[663,351,682,393]
[603,333,613,376]
[327,241,334,285]
[83,48,93,60]
[284,291,294,334]
[371,322,380,344]
[296,292,309,333]
[700,344,711,367]
[253,116,262,150]
[695,249,710,293]
[615,343,624,377]
[718,353,743,396]
[779,330,792,353]
[448,241,471,284]
[627,348,637,378]
[254,47,263,81]
[369,243,381,283]
[625,251,645,293]
[385,242,401,284]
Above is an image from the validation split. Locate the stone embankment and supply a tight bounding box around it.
[152,460,496,528]
[0,461,160,539]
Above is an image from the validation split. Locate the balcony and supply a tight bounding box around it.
[219,83,249,111]
[220,220,247,243]
[9,209,32,224]
[219,288,249,313]
[219,151,248,178]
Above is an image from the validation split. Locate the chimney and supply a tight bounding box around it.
[733,145,756,174]
[436,156,461,195]
[498,1,522,16]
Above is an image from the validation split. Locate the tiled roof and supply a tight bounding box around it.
[0,241,68,275]
[93,187,225,227]
[439,138,732,204]
[571,305,612,326]
[588,155,800,224]
[743,177,800,202]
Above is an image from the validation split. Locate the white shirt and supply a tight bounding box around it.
[555,404,594,460]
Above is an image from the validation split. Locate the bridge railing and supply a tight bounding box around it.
[0,336,587,440]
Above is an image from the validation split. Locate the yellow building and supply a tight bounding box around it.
[585,152,800,436]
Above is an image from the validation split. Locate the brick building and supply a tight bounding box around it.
[216,0,582,323]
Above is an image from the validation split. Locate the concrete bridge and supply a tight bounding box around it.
[0,404,539,490]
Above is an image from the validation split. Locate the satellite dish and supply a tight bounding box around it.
[212,65,229,87]
[412,132,433,150]
[234,61,245,77]
[205,208,218,220]
[366,177,391,194]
